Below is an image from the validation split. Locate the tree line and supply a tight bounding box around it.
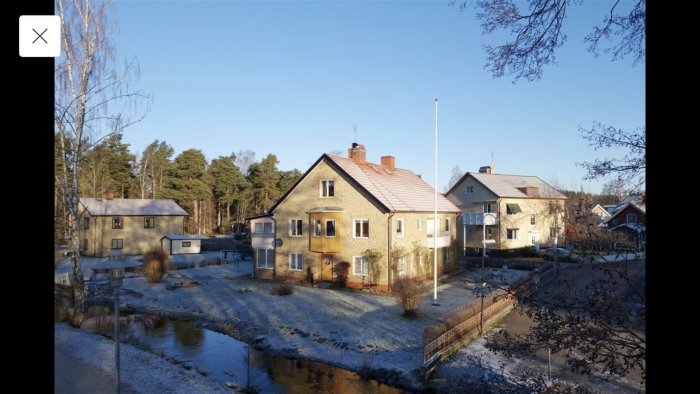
[54,135,302,239]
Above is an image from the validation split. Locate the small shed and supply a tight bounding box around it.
[160,235,207,255]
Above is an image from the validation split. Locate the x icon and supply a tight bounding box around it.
[32,28,48,44]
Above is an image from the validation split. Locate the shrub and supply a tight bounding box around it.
[362,248,384,287]
[332,262,350,288]
[392,277,429,317]
[269,284,294,296]
[143,247,170,283]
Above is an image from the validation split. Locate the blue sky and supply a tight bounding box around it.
[111,0,644,193]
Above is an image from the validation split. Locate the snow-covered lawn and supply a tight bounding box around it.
[55,323,228,393]
[107,262,527,388]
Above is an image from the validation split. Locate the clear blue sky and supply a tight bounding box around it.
[111,0,644,194]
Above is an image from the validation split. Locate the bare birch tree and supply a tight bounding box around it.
[55,0,149,314]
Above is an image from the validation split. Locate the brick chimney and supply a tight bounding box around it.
[102,190,114,200]
[348,142,366,164]
[381,156,395,171]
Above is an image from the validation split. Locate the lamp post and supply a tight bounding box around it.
[480,213,496,336]
[432,98,439,306]
[92,259,141,394]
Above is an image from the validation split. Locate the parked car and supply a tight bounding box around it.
[540,247,571,262]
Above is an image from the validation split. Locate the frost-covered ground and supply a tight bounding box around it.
[55,323,228,393]
[79,260,526,389]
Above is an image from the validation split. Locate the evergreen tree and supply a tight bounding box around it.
[160,149,210,233]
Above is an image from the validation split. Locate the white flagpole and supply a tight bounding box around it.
[433,98,439,305]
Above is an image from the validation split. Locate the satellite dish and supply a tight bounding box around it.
[275,239,283,247]
[483,213,496,226]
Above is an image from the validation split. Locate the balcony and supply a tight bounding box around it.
[462,212,499,225]
[426,232,451,248]
[251,232,275,249]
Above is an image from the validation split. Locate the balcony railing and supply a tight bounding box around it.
[426,232,451,248]
[462,212,499,225]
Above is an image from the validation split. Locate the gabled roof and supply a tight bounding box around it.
[268,153,460,214]
[80,198,188,216]
[591,204,612,218]
[601,202,646,226]
[446,172,567,199]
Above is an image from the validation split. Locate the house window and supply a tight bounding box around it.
[445,218,451,232]
[254,223,263,233]
[530,214,536,225]
[83,239,88,251]
[612,219,618,225]
[396,218,404,238]
[626,213,637,224]
[353,256,369,276]
[506,203,522,215]
[111,239,123,250]
[354,219,369,238]
[313,219,322,237]
[263,222,273,233]
[507,228,519,240]
[468,226,474,234]
[289,253,303,271]
[83,217,90,230]
[290,219,303,237]
[256,248,275,269]
[466,185,474,193]
[397,256,406,274]
[325,220,336,237]
[485,228,493,239]
[112,217,123,229]
[144,217,155,228]
[417,218,422,232]
[550,227,561,239]
[182,241,191,247]
[320,179,335,198]
[483,204,493,213]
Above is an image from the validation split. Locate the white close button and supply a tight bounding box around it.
[19,15,61,58]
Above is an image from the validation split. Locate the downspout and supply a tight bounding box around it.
[387,212,394,292]
[271,215,277,280]
[497,198,502,251]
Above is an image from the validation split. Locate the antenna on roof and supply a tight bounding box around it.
[353,124,358,143]
[490,152,496,173]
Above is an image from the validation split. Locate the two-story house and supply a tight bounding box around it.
[79,193,188,256]
[248,143,460,291]
[445,166,567,254]
[600,202,646,248]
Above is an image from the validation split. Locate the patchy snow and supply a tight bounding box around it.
[102,262,528,389]
[55,323,229,393]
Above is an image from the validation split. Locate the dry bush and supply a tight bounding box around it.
[332,262,350,288]
[143,247,170,283]
[392,277,429,318]
[269,284,294,296]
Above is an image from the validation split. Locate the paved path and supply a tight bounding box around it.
[55,347,137,394]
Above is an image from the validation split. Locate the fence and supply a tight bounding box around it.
[423,263,556,364]
[423,295,514,363]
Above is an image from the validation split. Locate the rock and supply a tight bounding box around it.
[253,335,266,343]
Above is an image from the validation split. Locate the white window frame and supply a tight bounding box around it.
[257,248,274,269]
[254,223,263,233]
[353,218,369,239]
[320,179,335,198]
[483,204,493,213]
[530,214,536,225]
[506,228,518,240]
[445,218,451,232]
[289,218,303,237]
[396,218,404,238]
[397,256,406,274]
[427,218,435,237]
[182,241,192,247]
[626,213,637,224]
[485,228,494,239]
[417,218,422,232]
[313,219,322,237]
[289,253,303,271]
[325,219,336,237]
[263,222,273,234]
[353,256,369,276]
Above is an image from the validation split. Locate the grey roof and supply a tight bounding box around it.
[466,173,567,199]
[160,234,208,240]
[80,198,188,216]
[326,155,461,213]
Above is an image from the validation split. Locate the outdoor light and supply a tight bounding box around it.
[92,259,141,394]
